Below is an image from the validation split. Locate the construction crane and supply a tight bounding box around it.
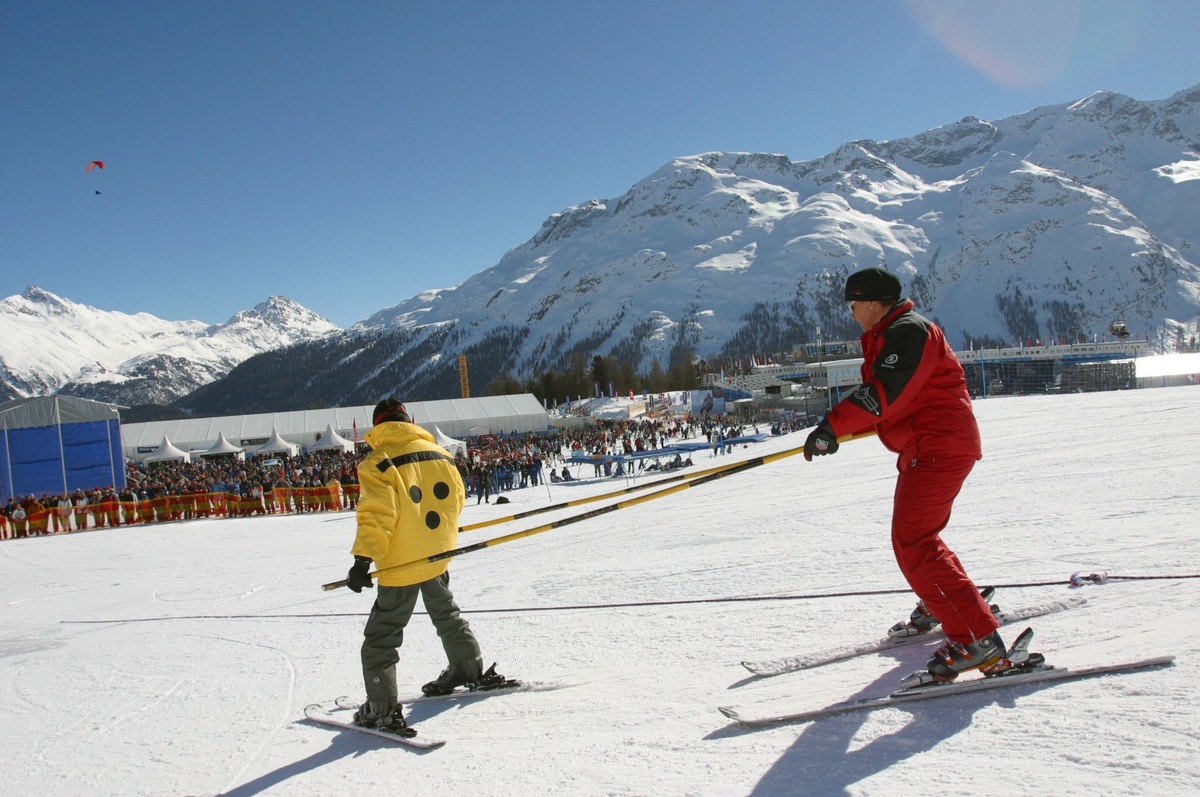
[458,355,470,398]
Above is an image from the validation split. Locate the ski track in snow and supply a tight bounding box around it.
[206,634,299,795]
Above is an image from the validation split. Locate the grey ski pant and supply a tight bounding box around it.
[360,571,482,705]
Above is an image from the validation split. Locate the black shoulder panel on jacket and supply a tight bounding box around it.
[872,311,931,405]
[376,450,455,473]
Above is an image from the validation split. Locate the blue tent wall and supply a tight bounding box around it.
[61,418,123,494]
[0,419,124,503]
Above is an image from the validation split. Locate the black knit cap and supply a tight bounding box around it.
[372,398,409,425]
[844,268,902,303]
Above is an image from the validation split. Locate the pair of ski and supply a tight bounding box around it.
[305,677,563,749]
[722,595,1174,726]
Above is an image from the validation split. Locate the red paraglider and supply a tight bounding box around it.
[85,160,105,173]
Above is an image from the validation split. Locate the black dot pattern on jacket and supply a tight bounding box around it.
[408,480,452,530]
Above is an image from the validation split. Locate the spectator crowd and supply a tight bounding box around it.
[1,415,759,540]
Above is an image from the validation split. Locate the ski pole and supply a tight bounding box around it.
[322,430,874,591]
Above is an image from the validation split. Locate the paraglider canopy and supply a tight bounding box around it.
[86,160,105,173]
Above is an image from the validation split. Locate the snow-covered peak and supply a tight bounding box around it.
[0,287,339,404]
[347,80,1200,394]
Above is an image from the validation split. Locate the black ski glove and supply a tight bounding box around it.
[347,556,374,593]
[803,424,839,461]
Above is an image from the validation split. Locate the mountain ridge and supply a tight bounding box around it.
[0,287,338,405]
[4,82,1199,410]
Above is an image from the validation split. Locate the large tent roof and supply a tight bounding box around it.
[120,394,549,462]
[1,395,121,429]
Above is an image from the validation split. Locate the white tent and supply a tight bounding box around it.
[433,426,467,457]
[143,435,192,464]
[119,393,551,460]
[254,428,298,457]
[311,424,353,454]
[199,432,244,461]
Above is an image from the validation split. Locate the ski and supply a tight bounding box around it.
[719,654,1174,726]
[333,679,567,710]
[741,596,1087,677]
[304,702,446,749]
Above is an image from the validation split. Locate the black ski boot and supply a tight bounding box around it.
[352,700,417,737]
[422,657,484,696]
[422,661,514,695]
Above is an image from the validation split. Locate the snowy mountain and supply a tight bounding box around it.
[0,287,339,405]
[9,82,1200,411]
[350,83,1200,397]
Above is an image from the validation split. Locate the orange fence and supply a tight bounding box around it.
[1,484,361,539]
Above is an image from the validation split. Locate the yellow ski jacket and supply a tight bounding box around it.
[351,421,465,587]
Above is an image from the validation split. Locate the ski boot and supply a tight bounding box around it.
[927,629,1006,680]
[423,660,514,695]
[887,586,998,640]
[898,628,1008,689]
[352,699,417,737]
[422,657,485,696]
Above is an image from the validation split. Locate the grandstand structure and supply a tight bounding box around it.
[702,339,1152,418]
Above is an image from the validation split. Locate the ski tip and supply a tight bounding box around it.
[717,706,742,721]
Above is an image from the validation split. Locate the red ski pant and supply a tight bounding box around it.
[891,453,998,644]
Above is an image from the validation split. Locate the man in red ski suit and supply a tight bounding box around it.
[803,268,1004,681]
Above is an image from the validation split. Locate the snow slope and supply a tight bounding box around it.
[2,386,1197,796]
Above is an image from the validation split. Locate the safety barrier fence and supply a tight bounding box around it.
[0,484,362,540]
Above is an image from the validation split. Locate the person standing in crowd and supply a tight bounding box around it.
[11,501,27,538]
[73,490,89,531]
[473,461,491,504]
[55,494,74,532]
[803,268,1002,684]
[345,399,505,735]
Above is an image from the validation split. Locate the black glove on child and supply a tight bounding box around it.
[347,556,374,593]
[803,424,840,461]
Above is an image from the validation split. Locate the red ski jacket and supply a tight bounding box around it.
[824,299,982,467]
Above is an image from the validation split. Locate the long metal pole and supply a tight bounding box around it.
[322,431,874,591]
[56,396,68,494]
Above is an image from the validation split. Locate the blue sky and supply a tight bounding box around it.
[4,0,1200,328]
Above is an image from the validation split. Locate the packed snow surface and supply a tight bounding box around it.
[2,387,1198,796]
